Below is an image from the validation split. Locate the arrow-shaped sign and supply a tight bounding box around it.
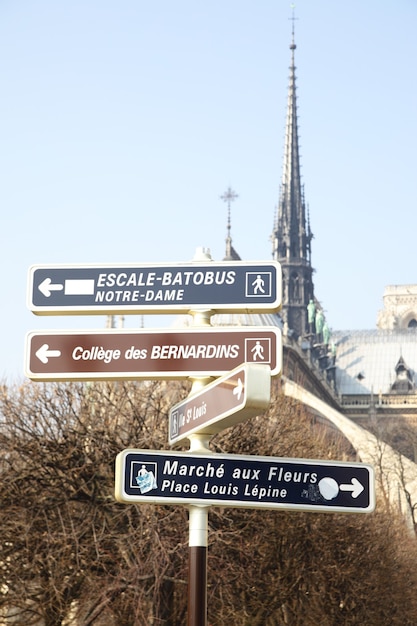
[35,344,62,364]
[340,477,364,498]
[169,363,271,444]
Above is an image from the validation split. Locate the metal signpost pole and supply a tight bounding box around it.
[187,305,212,626]
[188,505,208,626]
[187,434,211,626]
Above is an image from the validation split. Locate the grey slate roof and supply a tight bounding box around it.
[173,312,282,330]
[211,312,282,328]
[332,329,417,395]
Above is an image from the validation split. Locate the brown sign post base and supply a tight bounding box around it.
[188,545,207,626]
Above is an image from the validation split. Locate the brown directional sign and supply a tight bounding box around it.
[25,327,282,381]
[169,363,271,444]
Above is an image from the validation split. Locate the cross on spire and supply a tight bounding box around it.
[220,186,241,261]
[289,3,298,28]
[289,3,298,46]
[220,186,239,237]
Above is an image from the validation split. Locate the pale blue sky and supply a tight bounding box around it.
[1,0,416,381]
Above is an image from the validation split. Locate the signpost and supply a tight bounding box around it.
[24,327,282,381]
[25,252,376,626]
[115,449,376,514]
[169,363,271,444]
[27,261,282,315]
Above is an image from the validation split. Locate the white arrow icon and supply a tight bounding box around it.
[38,278,95,298]
[38,278,64,297]
[35,344,62,364]
[232,377,244,402]
[340,477,364,498]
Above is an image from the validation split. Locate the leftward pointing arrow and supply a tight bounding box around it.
[38,278,95,297]
[35,344,62,364]
[232,377,244,402]
[340,477,364,499]
[38,278,64,297]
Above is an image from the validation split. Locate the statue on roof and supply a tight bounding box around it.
[315,308,324,343]
[323,321,330,346]
[329,341,337,365]
[307,299,316,333]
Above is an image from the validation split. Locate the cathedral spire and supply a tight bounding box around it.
[271,17,314,339]
[221,186,241,261]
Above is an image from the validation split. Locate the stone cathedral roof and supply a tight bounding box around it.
[332,329,417,396]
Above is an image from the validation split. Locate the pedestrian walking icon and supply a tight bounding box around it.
[246,272,272,298]
[251,340,264,360]
[245,338,272,365]
[252,275,265,294]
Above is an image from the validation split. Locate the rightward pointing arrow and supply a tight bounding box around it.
[232,377,244,402]
[38,278,95,298]
[340,477,364,498]
[35,344,62,364]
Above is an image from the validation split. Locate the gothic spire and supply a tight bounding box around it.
[271,18,314,339]
[221,186,241,261]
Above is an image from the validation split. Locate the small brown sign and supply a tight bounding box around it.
[169,363,271,444]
